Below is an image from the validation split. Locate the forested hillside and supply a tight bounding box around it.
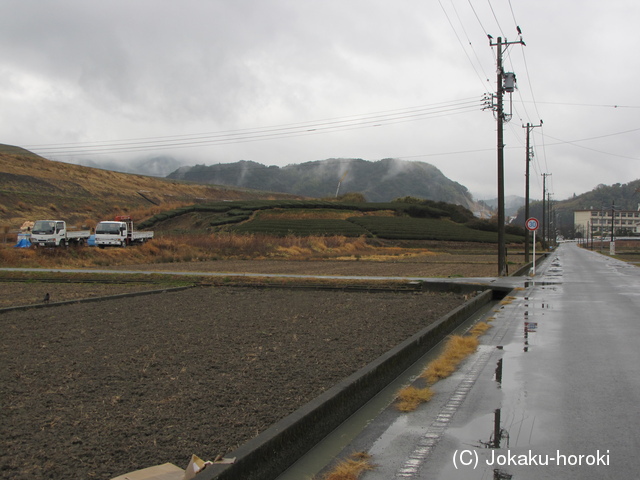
[168,158,477,208]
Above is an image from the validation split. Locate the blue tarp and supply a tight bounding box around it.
[14,237,31,248]
[88,234,96,246]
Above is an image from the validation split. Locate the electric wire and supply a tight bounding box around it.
[506,0,519,27]
[28,98,483,156]
[29,98,480,148]
[541,132,640,161]
[523,101,640,109]
[439,0,492,90]
[487,0,507,40]
[467,0,490,36]
[38,104,482,156]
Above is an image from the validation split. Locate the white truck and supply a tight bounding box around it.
[31,220,92,247]
[95,215,154,248]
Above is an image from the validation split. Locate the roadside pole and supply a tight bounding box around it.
[532,228,536,276]
[526,217,540,276]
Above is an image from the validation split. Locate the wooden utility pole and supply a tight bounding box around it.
[547,192,553,244]
[496,38,506,276]
[489,34,525,276]
[523,122,542,263]
[541,173,551,247]
[611,201,616,242]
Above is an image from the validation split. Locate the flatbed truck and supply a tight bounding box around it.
[30,220,91,247]
[94,216,153,247]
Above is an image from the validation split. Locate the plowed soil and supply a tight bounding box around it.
[0,283,465,480]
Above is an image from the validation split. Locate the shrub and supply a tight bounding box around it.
[230,219,370,237]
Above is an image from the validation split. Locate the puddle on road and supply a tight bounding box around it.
[442,283,555,475]
[476,408,509,449]
[424,258,564,479]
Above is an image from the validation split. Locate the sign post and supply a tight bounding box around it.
[526,218,540,276]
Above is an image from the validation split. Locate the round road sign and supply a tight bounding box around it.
[526,217,539,231]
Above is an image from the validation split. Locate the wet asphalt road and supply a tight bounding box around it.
[323,243,640,479]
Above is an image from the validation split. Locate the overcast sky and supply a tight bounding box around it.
[1,0,638,201]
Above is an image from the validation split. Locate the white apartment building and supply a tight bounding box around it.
[574,207,640,237]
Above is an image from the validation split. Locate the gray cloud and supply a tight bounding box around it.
[0,0,638,201]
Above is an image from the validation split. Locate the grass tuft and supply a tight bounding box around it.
[468,321,491,337]
[395,386,435,412]
[421,335,479,384]
[319,452,376,480]
[395,319,493,412]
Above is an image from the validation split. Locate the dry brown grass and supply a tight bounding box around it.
[1,233,403,268]
[1,232,444,269]
[273,235,378,259]
[394,318,493,412]
[468,321,492,337]
[395,386,435,413]
[422,335,480,384]
[319,452,376,480]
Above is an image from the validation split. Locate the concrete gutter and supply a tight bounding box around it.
[199,285,502,480]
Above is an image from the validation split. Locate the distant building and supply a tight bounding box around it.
[574,207,640,237]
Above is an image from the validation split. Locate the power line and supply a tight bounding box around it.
[541,131,640,161]
[467,0,490,35]
[28,97,482,148]
[546,126,640,144]
[439,0,491,89]
[506,0,519,26]
[519,101,640,109]
[28,97,483,156]
[487,0,507,39]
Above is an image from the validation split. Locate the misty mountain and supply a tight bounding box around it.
[167,158,477,207]
[71,155,183,177]
[480,195,529,217]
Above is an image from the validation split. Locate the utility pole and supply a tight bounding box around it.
[610,201,616,255]
[496,38,506,275]
[547,192,553,244]
[611,201,615,242]
[523,121,542,263]
[541,173,551,247]
[488,33,525,276]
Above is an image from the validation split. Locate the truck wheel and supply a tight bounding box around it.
[121,240,127,248]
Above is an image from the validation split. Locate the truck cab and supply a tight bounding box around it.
[31,220,69,247]
[95,220,130,247]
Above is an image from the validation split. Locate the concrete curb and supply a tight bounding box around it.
[199,286,501,480]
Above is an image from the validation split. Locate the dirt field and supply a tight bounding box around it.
[0,283,466,480]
